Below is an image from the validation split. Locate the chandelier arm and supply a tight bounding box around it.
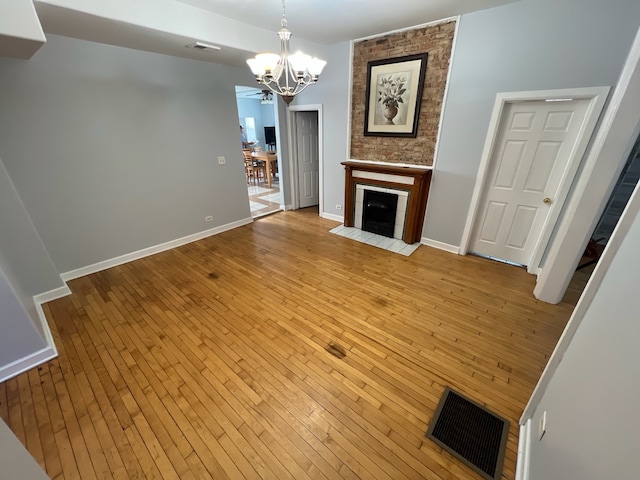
[280,32,292,94]
[246,0,325,105]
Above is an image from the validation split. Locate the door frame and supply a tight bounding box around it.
[459,87,609,274]
[287,104,323,211]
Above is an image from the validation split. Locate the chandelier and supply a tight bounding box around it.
[246,0,326,105]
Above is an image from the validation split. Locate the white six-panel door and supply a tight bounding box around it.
[470,99,590,266]
[296,111,319,208]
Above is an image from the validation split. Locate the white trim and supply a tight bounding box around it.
[281,203,294,211]
[420,237,460,254]
[515,419,532,480]
[345,41,355,163]
[522,175,640,423]
[61,217,253,281]
[321,212,344,222]
[0,284,73,383]
[32,285,70,361]
[287,104,324,213]
[347,158,433,170]
[459,86,610,273]
[34,301,58,353]
[431,16,460,170]
[353,170,415,184]
[534,27,640,303]
[352,16,457,43]
[0,346,57,383]
[33,285,71,305]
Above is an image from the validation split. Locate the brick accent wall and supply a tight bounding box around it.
[350,21,456,166]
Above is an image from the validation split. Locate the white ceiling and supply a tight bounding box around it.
[31,0,518,68]
[176,0,517,45]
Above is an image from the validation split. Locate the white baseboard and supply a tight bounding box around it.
[33,285,72,305]
[515,419,532,480]
[281,204,293,211]
[321,212,344,222]
[61,217,253,281]
[420,237,461,254]
[0,346,57,384]
[0,287,68,383]
[34,300,59,355]
[0,218,256,383]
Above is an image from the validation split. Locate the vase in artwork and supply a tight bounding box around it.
[383,104,398,124]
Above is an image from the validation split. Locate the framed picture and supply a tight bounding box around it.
[364,53,428,137]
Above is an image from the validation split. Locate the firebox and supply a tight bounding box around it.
[362,190,398,238]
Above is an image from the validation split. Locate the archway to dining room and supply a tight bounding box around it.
[235,85,283,218]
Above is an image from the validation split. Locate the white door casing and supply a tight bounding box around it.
[470,99,589,265]
[295,111,320,208]
[460,87,610,274]
[287,104,323,212]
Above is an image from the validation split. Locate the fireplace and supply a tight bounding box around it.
[342,161,433,244]
[362,190,398,238]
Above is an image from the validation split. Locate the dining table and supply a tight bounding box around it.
[251,151,278,188]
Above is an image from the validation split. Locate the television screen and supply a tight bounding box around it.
[264,126,276,146]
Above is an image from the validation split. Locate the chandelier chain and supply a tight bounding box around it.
[281,0,287,28]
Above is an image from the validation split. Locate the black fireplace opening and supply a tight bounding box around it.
[362,190,398,238]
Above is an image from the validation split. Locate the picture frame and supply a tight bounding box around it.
[363,53,428,137]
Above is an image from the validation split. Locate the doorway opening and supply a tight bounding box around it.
[288,105,323,213]
[563,132,640,304]
[235,86,282,218]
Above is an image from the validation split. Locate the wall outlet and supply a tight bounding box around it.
[217,156,226,165]
[205,216,213,222]
[336,204,342,210]
[538,411,547,440]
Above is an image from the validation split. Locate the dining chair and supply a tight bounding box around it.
[243,150,266,184]
[253,160,267,183]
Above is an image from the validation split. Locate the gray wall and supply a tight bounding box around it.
[0,156,61,336]
[0,264,46,367]
[292,41,351,218]
[0,418,49,480]
[424,0,640,246]
[0,34,256,273]
[526,191,640,479]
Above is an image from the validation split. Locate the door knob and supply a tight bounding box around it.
[543,197,552,204]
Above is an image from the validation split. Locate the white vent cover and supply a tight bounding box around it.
[186,42,221,51]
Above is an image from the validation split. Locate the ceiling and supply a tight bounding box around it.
[176,0,518,45]
[31,0,518,68]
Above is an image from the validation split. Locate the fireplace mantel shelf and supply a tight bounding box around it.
[342,161,433,244]
[342,160,432,175]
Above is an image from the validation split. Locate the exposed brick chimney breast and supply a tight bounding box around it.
[350,21,455,166]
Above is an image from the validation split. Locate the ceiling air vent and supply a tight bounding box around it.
[186,42,221,52]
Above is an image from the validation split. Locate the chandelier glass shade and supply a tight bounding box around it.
[246,0,326,105]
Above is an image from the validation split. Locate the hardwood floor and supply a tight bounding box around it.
[0,208,577,480]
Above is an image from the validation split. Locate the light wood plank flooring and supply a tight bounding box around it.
[0,208,577,480]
